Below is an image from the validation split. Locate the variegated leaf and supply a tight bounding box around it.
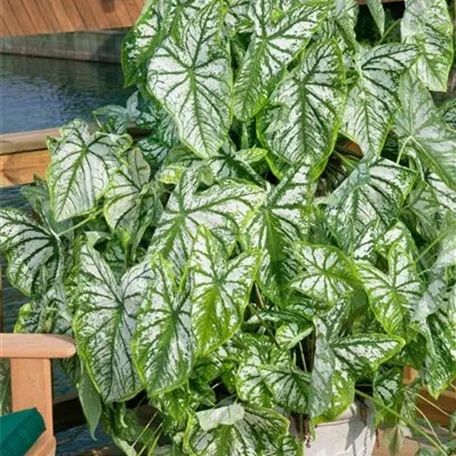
[326,159,416,255]
[47,120,131,222]
[147,1,232,158]
[401,0,453,91]
[133,256,194,396]
[184,404,289,456]
[291,243,358,305]
[343,44,418,157]
[190,227,260,355]
[358,245,423,341]
[242,163,312,306]
[233,0,329,120]
[0,209,59,296]
[395,75,456,191]
[424,309,456,398]
[366,0,385,35]
[259,40,346,170]
[148,169,265,274]
[276,321,313,349]
[309,304,404,418]
[441,98,456,130]
[73,246,151,402]
[104,148,162,238]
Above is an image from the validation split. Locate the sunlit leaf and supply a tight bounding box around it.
[358,244,423,341]
[47,120,131,221]
[343,44,418,157]
[242,163,312,306]
[148,169,265,274]
[73,246,151,401]
[133,256,194,396]
[366,0,385,35]
[147,1,232,158]
[401,0,453,91]
[234,0,329,120]
[395,75,456,191]
[190,226,260,355]
[326,159,415,255]
[259,40,346,170]
[291,243,358,305]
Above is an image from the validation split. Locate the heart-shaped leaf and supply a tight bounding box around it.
[104,148,162,239]
[47,120,131,222]
[326,159,416,255]
[133,256,194,396]
[242,163,313,306]
[73,246,151,402]
[343,44,418,157]
[148,169,265,274]
[309,303,404,418]
[234,0,329,120]
[395,75,456,191]
[184,404,289,456]
[259,40,347,170]
[401,0,453,91]
[147,1,232,158]
[0,209,60,296]
[291,243,358,305]
[358,244,423,341]
[366,0,385,35]
[190,226,261,355]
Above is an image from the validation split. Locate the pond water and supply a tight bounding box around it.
[0,53,132,134]
[0,53,133,454]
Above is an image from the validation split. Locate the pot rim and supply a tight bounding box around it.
[314,402,374,427]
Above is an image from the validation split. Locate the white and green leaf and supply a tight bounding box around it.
[147,1,232,159]
[149,169,265,274]
[47,120,131,221]
[234,0,329,120]
[73,246,151,402]
[189,226,260,355]
[401,0,453,91]
[133,256,194,396]
[0,209,60,296]
[291,243,358,305]
[259,40,347,170]
[343,44,418,157]
[395,74,456,191]
[326,159,416,255]
[242,163,312,306]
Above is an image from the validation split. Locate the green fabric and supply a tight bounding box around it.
[0,408,46,456]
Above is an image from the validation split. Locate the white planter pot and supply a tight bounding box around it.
[297,403,376,456]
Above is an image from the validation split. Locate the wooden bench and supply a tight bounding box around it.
[0,334,76,456]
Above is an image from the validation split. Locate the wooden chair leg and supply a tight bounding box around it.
[10,358,56,456]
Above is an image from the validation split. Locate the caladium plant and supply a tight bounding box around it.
[1,0,456,454]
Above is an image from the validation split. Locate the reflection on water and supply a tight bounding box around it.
[0,54,133,134]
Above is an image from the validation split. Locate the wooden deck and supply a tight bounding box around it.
[0,0,404,37]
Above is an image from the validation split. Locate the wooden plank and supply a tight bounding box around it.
[1,0,25,37]
[19,0,50,35]
[0,334,76,359]
[0,149,50,187]
[0,127,58,155]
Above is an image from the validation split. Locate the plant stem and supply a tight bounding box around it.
[298,341,308,372]
[415,406,445,450]
[255,284,266,309]
[417,393,451,418]
[58,208,103,236]
[248,299,280,349]
[378,19,401,45]
[354,389,448,455]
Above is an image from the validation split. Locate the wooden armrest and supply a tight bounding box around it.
[0,334,76,359]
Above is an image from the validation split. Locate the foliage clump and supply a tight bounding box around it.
[1,0,455,454]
